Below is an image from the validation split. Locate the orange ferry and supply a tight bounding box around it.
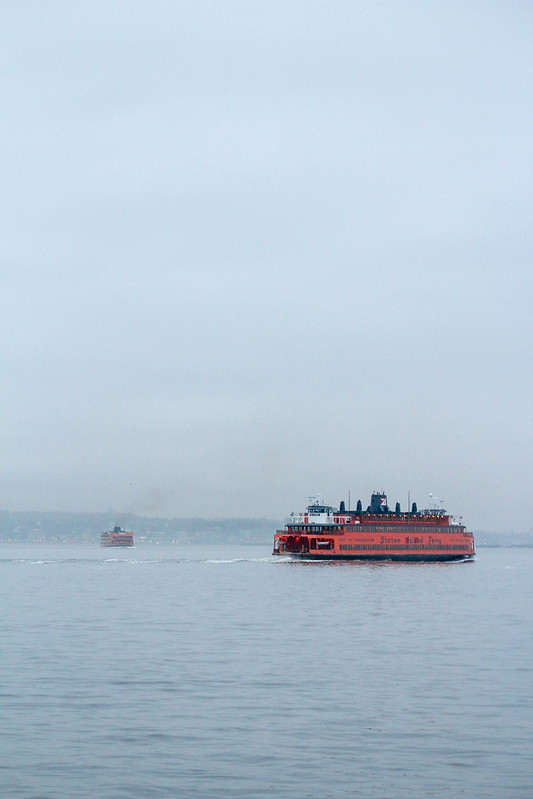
[101,524,134,547]
[273,492,475,561]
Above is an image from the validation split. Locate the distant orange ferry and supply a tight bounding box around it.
[101,524,134,547]
[273,492,475,561]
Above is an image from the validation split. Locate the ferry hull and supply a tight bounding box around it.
[274,551,474,562]
[101,540,134,548]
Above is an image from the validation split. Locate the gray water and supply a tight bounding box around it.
[1,544,532,799]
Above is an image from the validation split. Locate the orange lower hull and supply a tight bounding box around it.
[273,530,475,561]
[101,534,134,547]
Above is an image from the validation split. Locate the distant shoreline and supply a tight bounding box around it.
[0,511,531,547]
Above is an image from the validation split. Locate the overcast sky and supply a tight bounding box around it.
[2,1,532,531]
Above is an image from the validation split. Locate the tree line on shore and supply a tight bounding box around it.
[0,510,278,544]
[0,510,531,546]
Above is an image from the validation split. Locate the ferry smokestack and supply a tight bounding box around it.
[370,493,388,513]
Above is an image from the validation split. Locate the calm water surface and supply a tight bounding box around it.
[1,544,532,798]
